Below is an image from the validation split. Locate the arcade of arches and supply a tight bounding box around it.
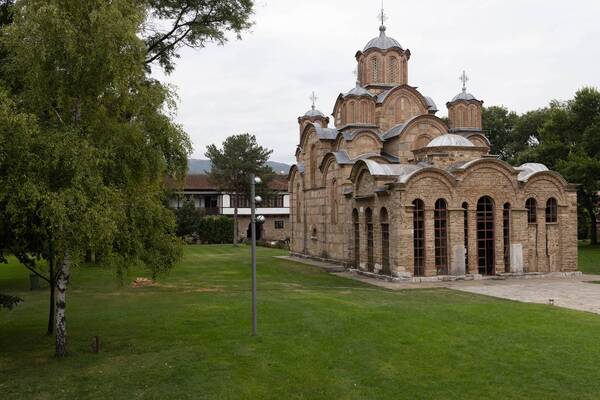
[289,21,578,277]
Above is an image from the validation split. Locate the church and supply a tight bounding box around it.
[288,18,578,279]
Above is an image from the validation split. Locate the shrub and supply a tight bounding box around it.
[198,216,233,244]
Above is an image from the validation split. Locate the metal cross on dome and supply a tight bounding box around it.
[378,2,388,27]
[460,70,469,93]
[309,91,318,110]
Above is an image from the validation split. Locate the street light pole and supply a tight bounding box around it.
[250,174,257,336]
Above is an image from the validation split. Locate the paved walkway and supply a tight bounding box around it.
[279,256,600,315]
[334,271,600,314]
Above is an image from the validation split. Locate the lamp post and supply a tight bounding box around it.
[250,174,263,336]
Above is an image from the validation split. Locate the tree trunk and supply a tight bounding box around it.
[46,248,55,336]
[589,205,598,245]
[55,252,71,357]
[233,205,239,246]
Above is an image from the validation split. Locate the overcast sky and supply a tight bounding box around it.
[153,0,600,165]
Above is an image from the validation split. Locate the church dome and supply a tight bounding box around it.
[451,91,478,102]
[344,82,372,97]
[427,134,474,147]
[304,107,325,118]
[363,25,402,52]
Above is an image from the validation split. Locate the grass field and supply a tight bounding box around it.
[2,245,600,399]
[579,243,600,274]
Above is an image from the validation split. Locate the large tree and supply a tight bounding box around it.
[515,88,600,244]
[143,0,254,73]
[205,134,273,245]
[0,0,191,356]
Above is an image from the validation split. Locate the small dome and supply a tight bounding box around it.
[304,107,325,118]
[344,82,372,97]
[517,163,549,181]
[363,25,402,52]
[451,91,478,102]
[427,134,474,148]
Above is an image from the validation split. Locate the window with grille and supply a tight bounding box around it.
[274,220,284,229]
[389,57,398,83]
[462,202,469,273]
[526,198,537,224]
[366,208,374,272]
[412,199,425,277]
[371,57,378,81]
[353,209,360,268]
[477,196,495,275]
[434,199,449,275]
[380,208,390,275]
[503,203,511,273]
[546,198,557,223]
[231,194,249,208]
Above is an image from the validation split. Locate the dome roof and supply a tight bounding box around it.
[304,107,325,118]
[427,134,474,148]
[363,26,402,52]
[451,90,478,102]
[517,163,549,181]
[344,82,372,97]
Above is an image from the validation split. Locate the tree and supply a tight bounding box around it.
[205,134,273,246]
[481,106,519,161]
[515,88,600,244]
[0,0,191,356]
[175,198,204,237]
[143,0,255,73]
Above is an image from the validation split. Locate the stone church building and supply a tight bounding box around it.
[289,20,578,278]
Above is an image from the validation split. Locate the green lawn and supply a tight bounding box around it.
[2,245,600,399]
[579,243,600,274]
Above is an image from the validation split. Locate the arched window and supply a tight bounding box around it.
[329,178,337,224]
[503,203,511,273]
[526,198,537,224]
[365,208,374,271]
[352,209,360,268]
[388,57,398,83]
[434,199,449,275]
[310,144,317,188]
[477,196,495,275]
[462,202,469,273]
[412,199,425,277]
[370,56,378,81]
[295,183,301,223]
[380,208,390,275]
[546,198,557,223]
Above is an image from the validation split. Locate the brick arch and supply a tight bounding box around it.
[404,168,457,198]
[523,173,568,205]
[460,159,520,192]
[299,123,317,151]
[379,86,429,131]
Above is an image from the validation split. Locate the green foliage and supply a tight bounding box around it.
[0,0,191,275]
[175,199,205,237]
[0,293,21,310]
[144,0,255,73]
[205,133,274,196]
[197,216,233,244]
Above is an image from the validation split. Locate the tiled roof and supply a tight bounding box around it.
[165,174,289,191]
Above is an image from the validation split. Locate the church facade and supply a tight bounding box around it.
[289,21,578,278]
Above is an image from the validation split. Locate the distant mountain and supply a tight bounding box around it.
[188,159,291,175]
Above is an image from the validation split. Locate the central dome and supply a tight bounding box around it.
[363,26,402,52]
[427,134,474,147]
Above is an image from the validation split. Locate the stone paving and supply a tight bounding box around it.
[280,256,600,315]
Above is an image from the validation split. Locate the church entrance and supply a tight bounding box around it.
[247,221,263,241]
[477,196,495,275]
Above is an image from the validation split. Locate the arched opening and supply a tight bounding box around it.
[295,183,301,223]
[434,199,449,275]
[380,208,390,276]
[388,56,398,83]
[247,221,262,241]
[412,199,425,277]
[365,208,374,272]
[503,203,511,273]
[546,198,557,223]
[370,56,378,82]
[352,209,360,268]
[526,198,537,224]
[477,196,495,275]
[329,178,337,224]
[462,202,469,273]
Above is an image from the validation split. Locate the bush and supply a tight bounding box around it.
[198,216,233,244]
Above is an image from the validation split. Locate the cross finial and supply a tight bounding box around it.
[459,70,469,93]
[378,1,387,28]
[309,91,318,110]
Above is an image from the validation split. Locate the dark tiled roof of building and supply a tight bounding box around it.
[166,174,289,192]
